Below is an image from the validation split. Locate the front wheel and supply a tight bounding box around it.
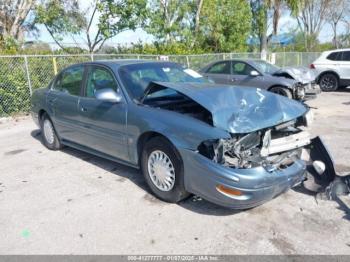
[270,86,293,99]
[319,73,338,91]
[141,137,190,203]
[40,113,62,150]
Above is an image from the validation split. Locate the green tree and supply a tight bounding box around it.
[35,0,147,53]
[250,0,303,53]
[198,0,252,52]
[145,0,195,44]
[0,0,36,41]
[35,0,85,52]
[295,0,331,51]
[250,0,268,53]
[269,0,304,35]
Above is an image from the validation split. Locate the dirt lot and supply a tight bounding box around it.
[0,91,349,255]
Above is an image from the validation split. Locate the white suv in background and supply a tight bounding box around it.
[310,49,350,91]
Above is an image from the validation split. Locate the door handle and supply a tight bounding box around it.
[80,107,88,112]
[231,78,237,82]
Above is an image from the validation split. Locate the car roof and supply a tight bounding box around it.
[326,48,350,52]
[200,58,263,71]
[322,48,350,55]
[73,59,176,69]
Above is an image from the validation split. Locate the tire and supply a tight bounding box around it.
[40,113,62,150]
[270,86,293,99]
[141,136,190,203]
[319,73,338,91]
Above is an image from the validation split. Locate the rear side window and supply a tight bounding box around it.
[342,51,350,61]
[327,52,341,61]
[53,66,84,96]
[207,62,230,74]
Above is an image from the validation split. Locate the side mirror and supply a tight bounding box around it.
[95,88,122,103]
[250,70,260,77]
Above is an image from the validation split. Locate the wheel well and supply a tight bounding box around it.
[38,109,47,123]
[268,85,291,91]
[137,131,177,165]
[137,131,165,160]
[317,71,339,83]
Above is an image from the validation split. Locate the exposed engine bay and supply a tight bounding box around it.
[198,122,311,171]
[141,81,323,172]
[142,93,213,126]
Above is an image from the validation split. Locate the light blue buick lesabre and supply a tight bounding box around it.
[31,60,335,209]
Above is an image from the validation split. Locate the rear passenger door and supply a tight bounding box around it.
[337,51,350,81]
[47,65,85,143]
[204,61,231,84]
[325,51,342,72]
[78,65,129,161]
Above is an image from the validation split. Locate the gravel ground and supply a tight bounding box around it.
[0,91,349,254]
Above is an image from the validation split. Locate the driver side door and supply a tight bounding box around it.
[78,65,129,161]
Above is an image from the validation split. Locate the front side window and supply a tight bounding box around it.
[207,62,230,74]
[232,62,255,75]
[85,66,119,98]
[53,66,84,96]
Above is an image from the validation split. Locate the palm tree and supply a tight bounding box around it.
[268,0,304,35]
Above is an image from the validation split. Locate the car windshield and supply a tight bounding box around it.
[252,60,279,74]
[118,62,208,100]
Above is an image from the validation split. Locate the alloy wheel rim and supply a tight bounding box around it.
[321,76,336,90]
[43,119,55,144]
[147,150,175,191]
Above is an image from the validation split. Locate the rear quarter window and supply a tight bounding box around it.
[53,66,84,96]
[207,62,230,74]
[326,52,341,61]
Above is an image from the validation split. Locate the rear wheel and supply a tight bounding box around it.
[319,73,338,91]
[270,86,293,99]
[40,113,62,150]
[141,137,190,203]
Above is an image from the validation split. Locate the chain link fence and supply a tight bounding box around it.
[0,52,321,117]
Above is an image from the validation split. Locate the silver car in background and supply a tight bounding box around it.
[200,59,320,100]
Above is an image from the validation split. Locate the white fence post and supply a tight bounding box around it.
[186,55,190,68]
[24,55,33,96]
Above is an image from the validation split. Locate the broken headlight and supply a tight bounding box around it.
[198,132,262,169]
[198,127,310,170]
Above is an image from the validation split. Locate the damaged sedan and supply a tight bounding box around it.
[31,60,335,209]
[200,59,321,100]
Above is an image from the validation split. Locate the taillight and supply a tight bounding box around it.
[310,63,315,69]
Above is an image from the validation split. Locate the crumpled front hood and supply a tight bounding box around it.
[274,67,316,84]
[151,82,308,133]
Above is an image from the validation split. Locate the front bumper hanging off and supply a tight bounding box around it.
[180,136,335,209]
[303,83,322,100]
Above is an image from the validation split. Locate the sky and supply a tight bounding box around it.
[26,0,340,49]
